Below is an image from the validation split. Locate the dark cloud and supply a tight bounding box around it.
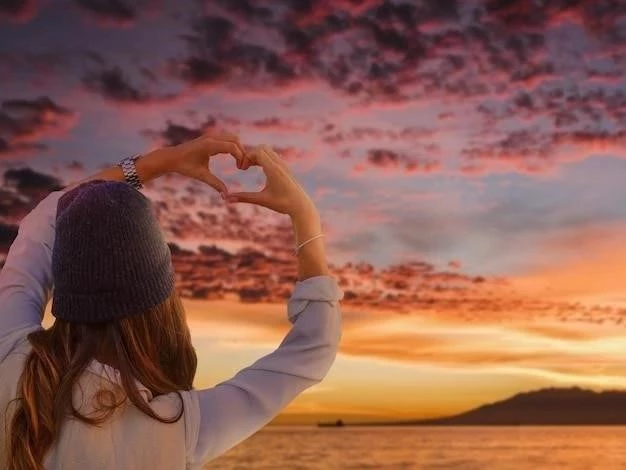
[3,167,63,199]
[73,0,137,26]
[322,126,438,146]
[238,286,271,302]
[3,0,625,185]
[0,51,71,90]
[484,0,548,30]
[175,14,300,88]
[320,126,443,172]
[4,166,63,190]
[352,148,440,175]
[196,15,236,49]
[462,123,626,176]
[171,2,426,98]
[368,148,409,168]
[162,0,621,133]
[79,51,180,105]
[462,77,626,173]
[250,117,312,133]
[176,57,227,87]
[231,44,297,81]
[2,96,70,118]
[212,0,274,23]
[405,159,441,174]
[82,66,177,104]
[83,66,145,103]
[0,222,18,253]
[0,168,63,229]
[9,0,622,179]
[0,97,76,158]
[0,187,31,225]
[0,0,37,22]
[143,118,215,146]
[172,16,236,87]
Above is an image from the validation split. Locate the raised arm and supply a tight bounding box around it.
[0,190,64,336]
[185,145,342,465]
[0,133,247,343]
[187,276,343,465]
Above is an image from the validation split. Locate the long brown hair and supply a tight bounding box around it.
[5,289,197,470]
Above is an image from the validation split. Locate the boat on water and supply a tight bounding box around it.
[317,419,345,427]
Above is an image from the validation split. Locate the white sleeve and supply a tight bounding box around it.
[186,275,343,466]
[0,191,63,341]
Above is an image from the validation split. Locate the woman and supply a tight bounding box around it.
[0,133,343,469]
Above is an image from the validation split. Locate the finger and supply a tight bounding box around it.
[239,150,253,170]
[240,146,257,170]
[213,133,246,168]
[261,145,289,170]
[214,130,239,141]
[227,190,270,208]
[261,144,280,161]
[197,169,228,195]
[241,152,258,170]
[249,145,280,170]
[256,146,295,186]
[208,137,245,165]
[241,150,259,171]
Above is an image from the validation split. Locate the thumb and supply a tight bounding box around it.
[227,190,269,207]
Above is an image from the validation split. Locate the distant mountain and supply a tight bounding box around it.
[343,387,626,426]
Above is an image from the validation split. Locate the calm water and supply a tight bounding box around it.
[206,426,626,469]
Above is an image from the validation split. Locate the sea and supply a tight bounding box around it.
[206,426,626,469]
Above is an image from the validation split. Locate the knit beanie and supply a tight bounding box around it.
[51,179,176,323]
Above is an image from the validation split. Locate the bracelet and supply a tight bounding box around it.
[294,233,324,255]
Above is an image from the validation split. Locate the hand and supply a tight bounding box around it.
[226,145,317,217]
[166,132,250,195]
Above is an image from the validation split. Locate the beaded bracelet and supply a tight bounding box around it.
[294,233,324,255]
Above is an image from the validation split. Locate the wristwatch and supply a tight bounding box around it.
[118,153,143,190]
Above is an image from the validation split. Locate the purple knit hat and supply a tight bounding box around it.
[51,180,176,323]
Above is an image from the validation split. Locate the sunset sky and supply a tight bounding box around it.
[2,0,626,424]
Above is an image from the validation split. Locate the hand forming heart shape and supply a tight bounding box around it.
[167,132,252,196]
[166,134,316,218]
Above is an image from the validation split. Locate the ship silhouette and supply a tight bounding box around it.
[317,419,345,427]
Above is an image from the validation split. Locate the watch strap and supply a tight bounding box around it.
[118,154,143,190]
